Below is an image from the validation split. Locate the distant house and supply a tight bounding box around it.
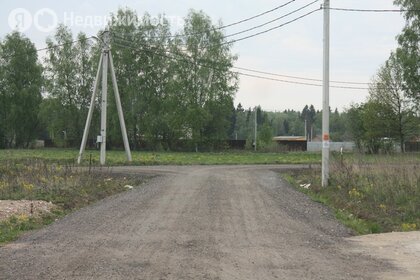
[272,136,307,151]
[405,136,420,152]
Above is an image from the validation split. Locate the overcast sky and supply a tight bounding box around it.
[1,0,406,112]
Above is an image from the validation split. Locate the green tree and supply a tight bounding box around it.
[232,103,248,139]
[347,104,365,149]
[175,10,238,149]
[0,32,43,148]
[110,9,186,149]
[330,108,347,141]
[393,0,420,110]
[300,105,316,140]
[258,121,273,147]
[369,53,418,151]
[42,25,95,146]
[106,9,238,150]
[347,101,394,154]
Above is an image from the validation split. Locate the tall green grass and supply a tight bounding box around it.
[284,153,420,234]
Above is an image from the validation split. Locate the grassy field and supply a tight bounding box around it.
[0,149,321,165]
[284,152,420,234]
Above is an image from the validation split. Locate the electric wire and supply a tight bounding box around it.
[111,8,321,50]
[151,0,299,39]
[222,0,319,39]
[208,8,320,46]
[111,2,320,49]
[232,66,369,85]
[237,71,370,89]
[111,34,369,89]
[4,2,403,90]
[217,0,298,29]
[326,7,419,13]
[111,38,371,90]
[112,32,370,86]
[0,36,95,60]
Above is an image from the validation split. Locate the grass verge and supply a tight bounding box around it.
[0,149,321,166]
[0,210,63,244]
[0,159,149,245]
[283,153,420,234]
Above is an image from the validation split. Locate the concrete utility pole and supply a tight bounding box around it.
[99,32,109,165]
[322,0,330,187]
[77,31,132,165]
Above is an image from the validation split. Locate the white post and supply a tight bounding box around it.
[109,52,132,162]
[322,0,330,187]
[254,107,257,151]
[100,31,110,165]
[77,54,103,164]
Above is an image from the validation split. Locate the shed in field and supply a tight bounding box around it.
[272,136,307,151]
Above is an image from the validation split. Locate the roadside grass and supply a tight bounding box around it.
[0,159,148,245]
[0,210,62,245]
[0,149,321,165]
[283,153,420,234]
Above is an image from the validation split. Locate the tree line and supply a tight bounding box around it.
[231,103,350,149]
[0,9,238,150]
[347,0,420,153]
[1,7,348,152]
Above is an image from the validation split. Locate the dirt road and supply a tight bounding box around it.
[0,165,415,279]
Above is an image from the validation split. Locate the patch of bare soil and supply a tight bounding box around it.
[0,200,55,221]
[347,231,420,280]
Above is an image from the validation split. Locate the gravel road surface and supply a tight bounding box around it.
[0,165,400,279]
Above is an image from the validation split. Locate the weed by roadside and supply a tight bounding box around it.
[0,210,62,244]
[283,153,420,234]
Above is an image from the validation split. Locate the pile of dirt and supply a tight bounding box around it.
[0,200,56,221]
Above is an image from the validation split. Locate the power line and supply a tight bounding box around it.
[112,33,371,88]
[112,8,321,49]
[159,0,299,39]
[221,8,321,46]
[237,71,369,90]
[1,37,95,60]
[111,2,319,47]
[1,31,372,91]
[111,7,370,86]
[219,0,298,29]
[112,39,371,90]
[224,0,319,39]
[326,7,419,13]
[121,0,298,40]
[233,66,369,85]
